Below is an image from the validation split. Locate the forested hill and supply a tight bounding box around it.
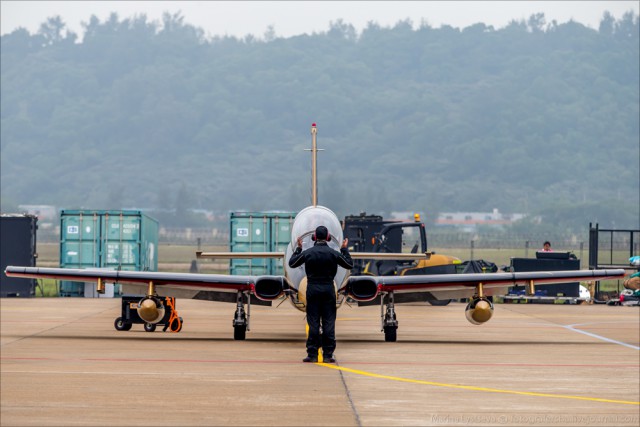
[1,12,638,231]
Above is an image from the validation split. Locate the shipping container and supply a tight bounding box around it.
[59,210,158,296]
[229,212,296,275]
[0,214,37,297]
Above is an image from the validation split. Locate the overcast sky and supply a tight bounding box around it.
[1,1,638,39]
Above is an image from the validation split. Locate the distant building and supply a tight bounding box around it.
[434,209,526,232]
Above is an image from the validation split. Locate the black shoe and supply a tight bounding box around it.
[303,356,318,363]
[323,354,336,363]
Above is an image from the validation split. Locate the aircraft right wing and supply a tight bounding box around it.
[340,269,626,302]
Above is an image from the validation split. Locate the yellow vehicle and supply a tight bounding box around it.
[343,213,461,305]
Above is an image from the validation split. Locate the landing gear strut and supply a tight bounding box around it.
[233,291,250,340]
[381,292,398,342]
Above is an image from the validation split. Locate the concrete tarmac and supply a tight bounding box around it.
[1,298,638,426]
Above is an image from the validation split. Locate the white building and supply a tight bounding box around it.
[435,209,527,232]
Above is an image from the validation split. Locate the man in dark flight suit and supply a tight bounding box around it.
[288,225,353,363]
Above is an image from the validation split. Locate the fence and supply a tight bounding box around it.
[41,226,596,251]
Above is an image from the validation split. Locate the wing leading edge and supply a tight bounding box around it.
[4,266,290,301]
[341,269,626,302]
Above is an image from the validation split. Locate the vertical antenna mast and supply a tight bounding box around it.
[306,123,323,206]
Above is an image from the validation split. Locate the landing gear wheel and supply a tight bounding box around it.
[384,326,397,342]
[234,324,246,340]
[170,317,183,332]
[114,317,132,331]
[144,322,157,333]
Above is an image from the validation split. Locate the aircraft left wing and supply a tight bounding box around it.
[341,269,626,302]
[4,266,289,302]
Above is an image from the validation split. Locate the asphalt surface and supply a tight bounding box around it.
[1,298,639,426]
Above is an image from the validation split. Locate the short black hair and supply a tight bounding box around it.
[544,241,551,246]
[315,225,328,241]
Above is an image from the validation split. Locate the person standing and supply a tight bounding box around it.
[288,225,353,363]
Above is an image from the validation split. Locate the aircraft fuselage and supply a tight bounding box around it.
[284,205,349,311]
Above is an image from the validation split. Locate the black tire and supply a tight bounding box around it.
[384,326,397,342]
[114,317,132,331]
[170,317,183,332]
[144,322,157,333]
[234,325,246,340]
[427,299,452,306]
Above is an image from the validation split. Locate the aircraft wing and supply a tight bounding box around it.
[340,269,626,302]
[4,266,289,302]
[197,251,429,261]
[197,251,284,259]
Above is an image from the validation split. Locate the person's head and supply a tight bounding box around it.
[312,225,330,242]
[543,241,551,249]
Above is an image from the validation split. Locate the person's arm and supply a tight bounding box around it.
[288,237,306,268]
[337,238,354,269]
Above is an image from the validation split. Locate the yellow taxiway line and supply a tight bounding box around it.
[318,363,640,406]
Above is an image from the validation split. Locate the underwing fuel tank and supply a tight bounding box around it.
[465,297,494,325]
[137,297,165,323]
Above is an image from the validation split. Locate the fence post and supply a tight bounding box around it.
[525,240,529,258]
[470,240,474,261]
[579,242,584,268]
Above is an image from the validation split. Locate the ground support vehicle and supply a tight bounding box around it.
[343,213,461,310]
[114,295,183,332]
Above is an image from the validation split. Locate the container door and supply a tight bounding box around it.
[140,214,159,272]
[100,212,141,297]
[60,212,101,296]
[230,214,270,275]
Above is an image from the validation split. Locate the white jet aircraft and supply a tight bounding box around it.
[5,124,625,341]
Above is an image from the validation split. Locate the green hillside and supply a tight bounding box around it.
[1,12,638,232]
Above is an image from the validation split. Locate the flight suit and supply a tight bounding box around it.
[289,241,353,358]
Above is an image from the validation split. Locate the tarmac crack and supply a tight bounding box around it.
[0,305,117,348]
[335,360,362,427]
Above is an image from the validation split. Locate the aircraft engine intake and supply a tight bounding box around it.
[465,297,494,325]
[137,297,166,324]
[346,277,379,302]
[254,277,285,301]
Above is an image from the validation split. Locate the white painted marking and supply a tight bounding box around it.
[563,324,640,351]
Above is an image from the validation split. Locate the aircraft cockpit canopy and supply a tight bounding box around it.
[290,205,344,251]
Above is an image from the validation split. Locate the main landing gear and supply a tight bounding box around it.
[233,291,250,340]
[381,292,398,342]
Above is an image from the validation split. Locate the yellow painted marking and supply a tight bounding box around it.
[318,364,640,406]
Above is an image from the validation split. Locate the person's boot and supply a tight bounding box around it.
[303,355,318,363]
[323,354,336,363]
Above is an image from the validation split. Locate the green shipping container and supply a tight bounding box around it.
[59,210,158,296]
[229,212,296,275]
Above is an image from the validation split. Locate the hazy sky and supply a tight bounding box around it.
[1,1,638,39]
